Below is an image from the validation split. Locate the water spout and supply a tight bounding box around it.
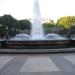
[31,0,44,40]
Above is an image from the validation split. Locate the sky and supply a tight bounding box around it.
[0,0,75,22]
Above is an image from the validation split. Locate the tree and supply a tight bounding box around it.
[0,14,19,29]
[57,16,75,29]
[43,22,62,34]
[19,19,31,30]
[0,14,20,37]
[19,19,31,34]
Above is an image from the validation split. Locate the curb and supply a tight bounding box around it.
[0,48,75,54]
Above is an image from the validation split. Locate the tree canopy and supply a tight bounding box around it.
[43,21,62,34]
[57,16,75,29]
[0,15,19,29]
[19,19,31,30]
[0,14,75,37]
[0,14,31,37]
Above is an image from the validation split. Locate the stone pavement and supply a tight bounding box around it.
[0,53,75,75]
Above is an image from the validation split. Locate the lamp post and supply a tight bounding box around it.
[11,27,14,36]
[0,25,2,38]
[0,25,2,29]
[6,26,8,39]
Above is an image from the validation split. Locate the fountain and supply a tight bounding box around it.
[0,0,70,49]
[7,0,67,41]
[31,0,44,40]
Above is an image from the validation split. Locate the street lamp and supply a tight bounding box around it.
[0,25,3,38]
[5,26,9,39]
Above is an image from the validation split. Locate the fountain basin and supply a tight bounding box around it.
[0,33,71,49]
[2,39,69,49]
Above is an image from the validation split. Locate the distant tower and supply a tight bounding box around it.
[31,0,44,40]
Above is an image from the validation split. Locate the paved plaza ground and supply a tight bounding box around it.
[0,53,75,75]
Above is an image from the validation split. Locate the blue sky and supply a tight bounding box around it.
[0,0,75,21]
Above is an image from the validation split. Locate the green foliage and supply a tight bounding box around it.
[1,14,75,37]
[19,19,31,30]
[19,19,31,34]
[0,14,20,31]
[57,16,75,29]
[0,15,32,37]
[43,22,62,34]
[0,14,20,37]
[43,23,54,32]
